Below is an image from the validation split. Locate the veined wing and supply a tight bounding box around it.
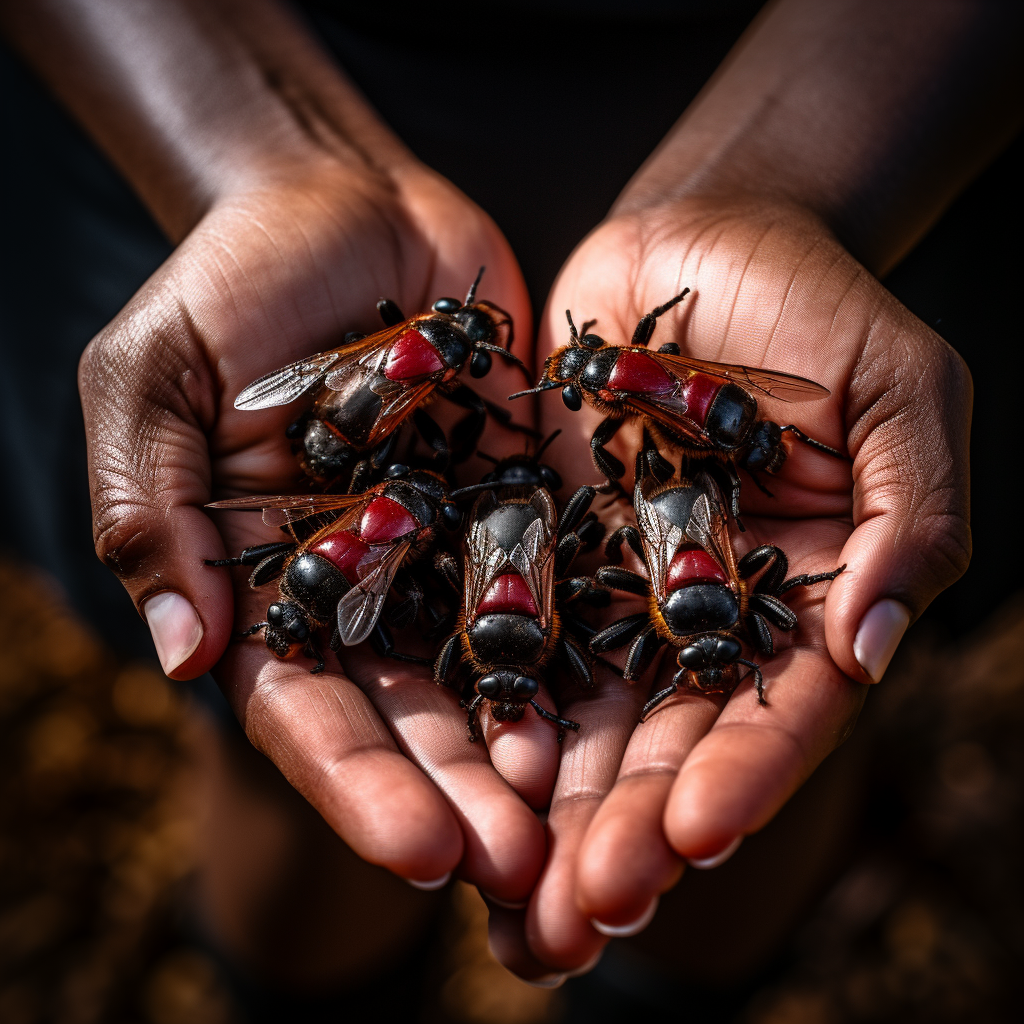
[655,350,830,403]
[207,491,368,527]
[634,476,685,602]
[336,539,412,646]
[233,351,341,410]
[685,472,738,581]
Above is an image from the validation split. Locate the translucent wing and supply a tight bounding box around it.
[685,472,738,580]
[233,351,342,410]
[654,350,830,403]
[633,477,683,601]
[336,539,412,646]
[207,491,368,527]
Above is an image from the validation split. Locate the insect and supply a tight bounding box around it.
[206,467,460,671]
[433,439,608,739]
[509,287,842,522]
[235,268,532,483]
[589,446,843,717]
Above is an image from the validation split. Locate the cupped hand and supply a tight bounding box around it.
[79,157,565,902]
[493,195,971,976]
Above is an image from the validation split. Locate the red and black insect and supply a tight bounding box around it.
[590,446,843,716]
[207,467,460,671]
[235,269,533,484]
[510,288,842,522]
[433,439,608,739]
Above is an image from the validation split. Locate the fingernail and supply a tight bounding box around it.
[591,896,658,937]
[566,949,604,978]
[404,871,451,891]
[687,836,743,869]
[143,592,203,675]
[523,974,567,989]
[854,598,910,683]
[481,892,529,910]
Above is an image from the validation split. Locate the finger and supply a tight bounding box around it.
[80,298,235,680]
[217,641,463,885]
[480,681,562,811]
[522,667,645,973]
[576,691,722,930]
[343,653,547,906]
[827,302,972,684]
[663,645,866,860]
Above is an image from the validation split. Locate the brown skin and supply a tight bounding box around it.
[2,0,1018,985]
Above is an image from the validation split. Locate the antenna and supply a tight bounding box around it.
[464,266,486,306]
[508,381,562,401]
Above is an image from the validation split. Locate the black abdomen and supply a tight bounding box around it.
[662,583,738,636]
[468,614,546,665]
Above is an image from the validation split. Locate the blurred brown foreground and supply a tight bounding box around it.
[0,561,1019,1024]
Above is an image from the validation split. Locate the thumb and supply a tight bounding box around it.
[79,297,234,679]
[826,306,973,684]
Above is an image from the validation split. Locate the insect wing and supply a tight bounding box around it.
[685,472,739,582]
[207,491,369,527]
[336,539,412,646]
[633,478,683,602]
[655,351,830,403]
[233,351,342,411]
[625,393,717,452]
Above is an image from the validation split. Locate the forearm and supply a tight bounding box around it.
[616,0,1022,274]
[0,0,412,240]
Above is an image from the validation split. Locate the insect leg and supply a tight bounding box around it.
[206,541,296,568]
[630,287,690,347]
[234,621,268,640]
[412,409,451,470]
[576,513,605,552]
[595,566,650,597]
[441,385,487,463]
[749,593,798,631]
[559,635,594,688]
[558,485,597,537]
[738,544,788,590]
[461,694,486,742]
[376,298,405,326]
[639,429,675,481]
[590,612,650,654]
[737,658,766,705]
[641,679,682,721]
[555,531,583,577]
[434,633,462,686]
[529,699,581,736]
[368,622,433,665]
[368,431,400,472]
[748,470,775,498]
[624,625,665,681]
[778,564,846,593]
[780,425,844,459]
[605,525,644,564]
[746,611,776,655]
[305,639,325,675]
[387,572,424,630]
[434,552,463,592]
[591,417,627,483]
[721,461,746,531]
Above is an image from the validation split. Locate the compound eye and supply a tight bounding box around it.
[716,636,741,661]
[384,463,409,479]
[679,645,706,669]
[581,333,604,350]
[469,349,492,378]
[432,296,462,314]
[267,603,285,627]
[513,676,539,697]
[477,674,501,697]
[286,618,308,641]
[540,465,562,491]
[561,384,583,411]
[441,504,461,530]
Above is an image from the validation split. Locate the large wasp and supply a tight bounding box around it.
[433,439,608,739]
[235,269,532,483]
[207,468,460,671]
[590,447,843,717]
[510,288,842,520]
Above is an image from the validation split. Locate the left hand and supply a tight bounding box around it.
[488,193,971,977]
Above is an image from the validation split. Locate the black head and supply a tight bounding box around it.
[450,431,563,499]
[677,633,742,691]
[428,267,523,380]
[741,420,786,474]
[264,601,310,657]
[476,669,540,721]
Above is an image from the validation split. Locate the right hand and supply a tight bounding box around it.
[79,157,559,901]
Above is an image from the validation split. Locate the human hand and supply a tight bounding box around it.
[79,158,567,904]
[491,195,970,977]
